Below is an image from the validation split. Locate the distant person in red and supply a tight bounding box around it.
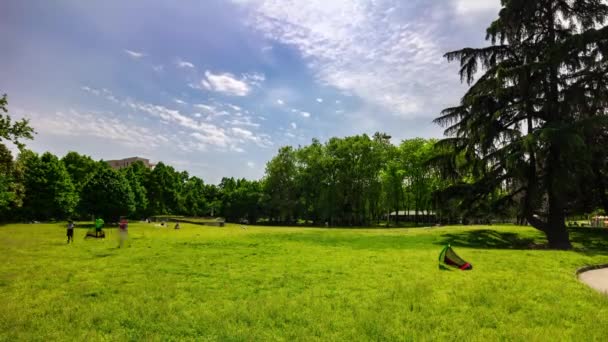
[66,220,75,244]
[118,218,128,248]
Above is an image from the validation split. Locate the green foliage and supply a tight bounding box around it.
[0,94,35,149]
[61,151,103,191]
[264,146,298,222]
[20,151,78,220]
[434,0,608,249]
[262,134,442,226]
[181,176,207,217]
[2,223,608,340]
[0,145,24,219]
[146,162,182,215]
[80,167,135,221]
[121,163,149,217]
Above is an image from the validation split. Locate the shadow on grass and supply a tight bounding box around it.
[438,229,539,250]
[569,228,608,255]
[248,231,437,250]
[438,228,608,255]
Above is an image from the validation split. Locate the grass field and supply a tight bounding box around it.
[2,223,608,341]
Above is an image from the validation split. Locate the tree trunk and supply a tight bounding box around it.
[546,210,572,250]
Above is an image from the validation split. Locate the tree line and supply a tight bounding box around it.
[2,93,462,225]
[0,124,451,226]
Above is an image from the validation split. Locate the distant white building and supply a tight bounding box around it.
[106,157,155,170]
[388,210,437,222]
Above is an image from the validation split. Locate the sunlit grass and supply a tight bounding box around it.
[1,223,608,340]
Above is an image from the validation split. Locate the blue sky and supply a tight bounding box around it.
[1,0,500,183]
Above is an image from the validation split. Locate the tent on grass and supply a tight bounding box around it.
[439,244,472,270]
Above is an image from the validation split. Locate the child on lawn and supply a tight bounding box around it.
[119,218,128,248]
[67,220,74,244]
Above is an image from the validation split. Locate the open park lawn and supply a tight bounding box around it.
[2,223,608,341]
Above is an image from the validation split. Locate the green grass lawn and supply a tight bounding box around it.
[1,223,608,341]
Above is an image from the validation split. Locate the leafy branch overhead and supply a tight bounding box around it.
[0,94,35,149]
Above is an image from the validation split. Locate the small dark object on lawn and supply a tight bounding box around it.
[85,230,105,239]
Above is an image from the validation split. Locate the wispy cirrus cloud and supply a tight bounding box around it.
[174,98,188,105]
[231,127,272,147]
[30,109,165,150]
[233,0,464,118]
[81,86,271,151]
[124,49,146,59]
[454,0,501,15]
[201,71,255,96]
[225,116,261,128]
[176,59,195,68]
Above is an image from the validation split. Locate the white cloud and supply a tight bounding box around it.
[454,0,501,15]
[316,98,323,103]
[227,104,242,112]
[82,85,272,152]
[290,122,297,129]
[243,72,266,86]
[225,116,261,128]
[247,161,255,168]
[276,99,285,105]
[176,59,195,68]
[153,65,164,72]
[201,71,252,96]
[234,0,460,118]
[300,111,311,118]
[124,49,145,59]
[335,100,341,104]
[82,86,119,103]
[231,127,272,147]
[31,109,163,149]
[194,104,216,112]
[174,98,187,105]
[81,86,100,96]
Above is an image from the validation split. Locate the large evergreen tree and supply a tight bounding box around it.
[434,0,608,249]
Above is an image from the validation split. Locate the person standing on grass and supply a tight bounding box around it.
[95,217,104,237]
[118,218,128,248]
[66,220,75,244]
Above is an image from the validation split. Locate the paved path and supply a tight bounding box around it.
[579,268,608,294]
